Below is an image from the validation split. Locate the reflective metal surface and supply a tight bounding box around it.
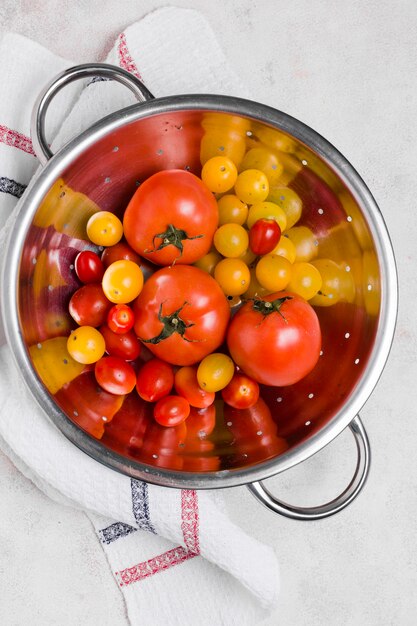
[248,414,371,520]
[1,85,398,490]
[31,63,155,165]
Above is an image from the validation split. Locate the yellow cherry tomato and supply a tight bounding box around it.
[217,194,248,225]
[234,169,269,204]
[214,258,251,296]
[287,262,322,300]
[239,247,257,266]
[244,267,270,299]
[285,226,318,262]
[213,223,249,258]
[86,211,123,246]
[240,148,283,184]
[67,326,106,364]
[201,156,238,193]
[102,260,144,303]
[194,250,223,276]
[197,353,235,392]
[267,186,303,230]
[247,201,287,232]
[271,235,297,263]
[255,255,292,292]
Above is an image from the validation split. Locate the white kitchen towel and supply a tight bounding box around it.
[0,7,279,626]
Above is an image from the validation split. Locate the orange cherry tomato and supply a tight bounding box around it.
[221,373,260,409]
[174,366,215,408]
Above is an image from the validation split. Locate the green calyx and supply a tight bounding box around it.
[141,302,198,345]
[251,296,292,321]
[145,224,203,259]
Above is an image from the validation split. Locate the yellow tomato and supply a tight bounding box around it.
[240,148,283,184]
[197,353,235,392]
[86,211,123,246]
[271,235,297,263]
[67,326,106,364]
[285,226,318,262]
[102,260,144,303]
[243,267,270,299]
[217,194,248,225]
[287,262,322,300]
[247,201,287,231]
[214,258,251,296]
[255,255,292,292]
[267,186,303,230]
[239,247,257,265]
[213,223,249,258]
[201,156,238,193]
[194,250,223,275]
[234,169,269,204]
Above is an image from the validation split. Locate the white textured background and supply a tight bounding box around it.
[0,1,416,624]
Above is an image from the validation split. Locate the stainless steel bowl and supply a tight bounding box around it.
[0,64,398,519]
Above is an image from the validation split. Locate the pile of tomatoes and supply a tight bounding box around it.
[65,157,322,429]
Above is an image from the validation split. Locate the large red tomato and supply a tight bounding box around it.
[227,291,321,386]
[123,170,219,265]
[133,265,230,366]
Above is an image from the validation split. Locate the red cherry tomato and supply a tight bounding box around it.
[101,241,142,268]
[74,250,105,283]
[123,170,219,265]
[68,284,112,327]
[95,356,137,395]
[249,218,281,256]
[221,373,260,409]
[107,304,135,334]
[136,358,175,402]
[153,395,191,427]
[174,366,215,408]
[99,325,141,361]
[133,265,230,366]
[227,291,321,386]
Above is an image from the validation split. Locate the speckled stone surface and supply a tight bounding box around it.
[0,1,416,624]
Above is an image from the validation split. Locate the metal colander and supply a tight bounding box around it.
[0,64,397,519]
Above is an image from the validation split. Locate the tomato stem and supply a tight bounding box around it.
[140,301,200,344]
[145,224,204,261]
[251,296,292,322]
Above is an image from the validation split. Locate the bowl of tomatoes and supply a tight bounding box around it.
[1,63,397,519]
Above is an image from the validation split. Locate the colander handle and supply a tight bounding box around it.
[247,415,370,520]
[31,63,155,165]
